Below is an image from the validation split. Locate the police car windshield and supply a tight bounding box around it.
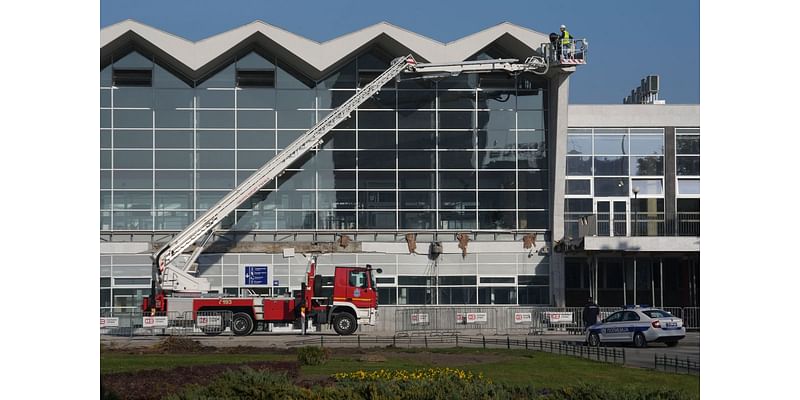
[643,310,673,318]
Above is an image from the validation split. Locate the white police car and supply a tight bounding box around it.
[586,306,685,348]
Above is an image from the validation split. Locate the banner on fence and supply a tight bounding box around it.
[410,313,429,325]
[514,313,532,323]
[143,316,169,328]
[544,311,573,324]
[457,312,488,324]
[196,315,222,327]
[100,317,119,328]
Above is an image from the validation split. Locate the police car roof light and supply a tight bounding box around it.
[623,304,650,309]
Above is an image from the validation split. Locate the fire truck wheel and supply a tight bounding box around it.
[231,313,254,336]
[332,313,357,335]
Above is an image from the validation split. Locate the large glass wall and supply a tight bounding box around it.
[101,49,548,232]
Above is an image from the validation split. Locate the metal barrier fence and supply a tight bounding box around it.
[654,353,700,375]
[99,310,233,337]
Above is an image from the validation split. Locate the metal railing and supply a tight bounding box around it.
[566,212,700,238]
[655,353,700,375]
[541,39,588,65]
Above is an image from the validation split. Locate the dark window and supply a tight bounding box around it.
[113,69,152,87]
[237,70,275,87]
[438,276,477,285]
[376,277,395,285]
[480,277,515,284]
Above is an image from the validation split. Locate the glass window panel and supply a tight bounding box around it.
[479,276,515,284]
[378,288,398,305]
[397,276,433,286]
[114,150,152,169]
[518,286,549,305]
[565,198,593,212]
[238,150,275,169]
[194,150,233,169]
[237,52,274,69]
[359,191,396,209]
[439,111,474,129]
[155,130,193,148]
[155,191,192,209]
[358,131,396,149]
[197,171,235,189]
[480,90,516,110]
[439,171,475,189]
[359,90,396,109]
[358,111,395,129]
[478,171,515,189]
[439,91,475,109]
[101,65,112,86]
[478,149,517,169]
[155,211,192,230]
[478,287,516,304]
[566,179,591,195]
[594,178,629,197]
[318,170,356,189]
[113,109,152,128]
[317,89,355,109]
[398,131,435,149]
[398,151,435,169]
[566,156,592,175]
[238,88,275,108]
[519,211,548,229]
[197,110,234,129]
[594,156,629,176]
[155,171,193,189]
[101,109,111,128]
[400,211,435,229]
[479,191,516,209]
[315,150,356,170]
[477,111,514,130]
[113,51,152,69]
[631,179,663,195]
[517,90,544,110]
[438,74,477,89]
[519,170,547,190]
[277,110,315,129]
[677,156,700,175]
[100,191,112,209]
[678,179,700,195]
[277,169,315,190]
[237,130,275,149]
[358,151,396,169]
[114,130,151,148]
[630,135,664,155]
[567,135,592,155]
[397,110,435,129]
[321,130,356,150]
[519,190,548,209]
[479,211,515,229]
[439,211,477,229]
[198,64,235,88]
[113,191,152,210]
[438,131,474,149]
[276,64,313,90]
[359,211,396,229]
[101,171,111,189]
[440,276,477,285]
[516,111,544,130]
[399,171,435,189]
[277,211,316,229]
[439,151,475,169]
[196,89,234,108]
[400,191,434,209]
[154,110,193,128]
[153,65,189,89]
[233,209,276,230]
[112,211,153,230]
[197,130,234,148]
[154,89,194,109]
[238,110,276,129]
[113,87,153,108]
[197,191,227,209]
[676,135,700,154]
[479,72,515,89]
[518,151,547,169]
[114,171,152,189]
[677,198,700,212]
[318,191,356,209]
[101,289,111,307]
[155,150,193,169]
[359,172,395,189]
[318,211,356,230]
[276,89,315,110]
[397,90,435,109]
[274,190,316,209]
[519,130,547,151]
[319,61,357,89]
[478,130,515,150]
[631,156,664,176]
[594,135,628,155]
[440,191,477,209]
[101,150,111,169]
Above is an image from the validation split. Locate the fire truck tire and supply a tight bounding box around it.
[231,313,254,336]
[332,313,357,335]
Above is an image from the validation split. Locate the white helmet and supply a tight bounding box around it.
[560,24,566,29]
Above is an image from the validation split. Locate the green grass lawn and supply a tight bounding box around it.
[102,346,698,398]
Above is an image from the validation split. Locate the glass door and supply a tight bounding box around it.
[595,199,628,237]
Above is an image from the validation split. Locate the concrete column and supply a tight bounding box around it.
[548,70,572,307]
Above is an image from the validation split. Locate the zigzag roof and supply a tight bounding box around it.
[100,20,552,80]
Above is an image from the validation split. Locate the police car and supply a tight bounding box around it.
[586,306,685,348]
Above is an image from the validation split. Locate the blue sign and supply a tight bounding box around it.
[244,266,268,285]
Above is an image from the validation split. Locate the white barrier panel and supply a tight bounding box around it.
[196,315,222,327]
[143,316,169,328]
[514,313,532,323]
[458,312,487,324]
[544,312,573,324]
[410,313,429,325]
[100,317,119,328]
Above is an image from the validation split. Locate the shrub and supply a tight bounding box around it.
[165,368,311,400]
[296,346,331,366]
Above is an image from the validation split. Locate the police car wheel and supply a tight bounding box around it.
[633,332,647,348]
[588,333,600,347]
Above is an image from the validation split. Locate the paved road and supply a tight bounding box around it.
[102,330,699,372]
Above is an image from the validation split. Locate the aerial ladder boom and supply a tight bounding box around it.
[151,53,556,300]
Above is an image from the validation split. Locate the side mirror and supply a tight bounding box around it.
[376,268,383,274]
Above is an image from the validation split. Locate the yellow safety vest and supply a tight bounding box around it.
[561,30,571,45]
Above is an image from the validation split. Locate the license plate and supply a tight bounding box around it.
[666,322,677,327]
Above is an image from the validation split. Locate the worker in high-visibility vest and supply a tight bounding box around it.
[559,24,572,60]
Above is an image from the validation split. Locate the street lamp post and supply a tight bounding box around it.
[632,186,640,236]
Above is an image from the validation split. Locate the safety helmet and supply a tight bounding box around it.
[560,24,566,29]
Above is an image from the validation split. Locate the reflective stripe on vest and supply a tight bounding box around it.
[561,31,571,45]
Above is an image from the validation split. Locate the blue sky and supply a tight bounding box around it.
[100,0,699,104]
